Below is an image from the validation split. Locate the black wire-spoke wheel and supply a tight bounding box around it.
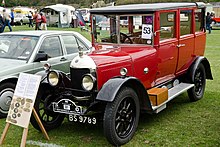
[30,85,64,131]
[103,87,140,146]
[188,64,206,101]
[115,97,135,138]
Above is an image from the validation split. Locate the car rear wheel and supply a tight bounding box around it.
[0,83,15,118]
[103,87,140,146]
[30,84,64,131]
[188,64,206,101]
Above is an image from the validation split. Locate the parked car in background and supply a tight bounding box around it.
[0,31,92,118]
[31,2,213,146]
[211,17,220,29]
[13,7,35,25]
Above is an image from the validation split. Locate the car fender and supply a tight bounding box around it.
[96,77,153,112]
[189,56,213,82]
[0,76,18,85]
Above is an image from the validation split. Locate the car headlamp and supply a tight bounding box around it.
[82,74,96,91]
[43,63,51,71]
[47,71,59,86]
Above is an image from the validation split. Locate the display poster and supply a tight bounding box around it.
[6,73,41,128]
[142,24,153,39]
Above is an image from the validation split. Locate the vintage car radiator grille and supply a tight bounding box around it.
[70,68,90,90]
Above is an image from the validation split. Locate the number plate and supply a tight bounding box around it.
[68,114,96,125]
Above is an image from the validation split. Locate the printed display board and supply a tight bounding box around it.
[6,73,41,128]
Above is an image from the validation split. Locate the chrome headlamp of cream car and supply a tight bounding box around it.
[82,74,96,91]
[47,71,60,86]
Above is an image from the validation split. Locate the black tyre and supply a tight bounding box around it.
[188,64,206,101]
[30,84,64,131]
[20,20,23,26]
[0,83,16,118]
[103,87,140,146]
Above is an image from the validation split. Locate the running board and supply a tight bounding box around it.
[152,83,194,113]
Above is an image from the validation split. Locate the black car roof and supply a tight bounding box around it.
[90,2,205,14]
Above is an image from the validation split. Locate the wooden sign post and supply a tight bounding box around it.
[0,73,50,147]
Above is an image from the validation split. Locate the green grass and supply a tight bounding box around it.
[0,25,220,147]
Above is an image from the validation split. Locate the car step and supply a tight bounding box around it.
[152,83,194,113]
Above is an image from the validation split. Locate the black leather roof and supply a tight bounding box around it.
[90,2,205,14]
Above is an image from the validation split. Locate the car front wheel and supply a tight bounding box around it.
[30,84,64,131]
[0,83,15,118]
[103,87,140,146]
[188,64,206,101]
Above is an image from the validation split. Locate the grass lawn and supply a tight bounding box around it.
[0,25,220,147]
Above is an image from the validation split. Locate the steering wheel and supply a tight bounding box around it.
[120,32,133,44]
[0,49,6,54]
[110,32,133,44]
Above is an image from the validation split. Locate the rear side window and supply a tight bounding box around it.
[62,35,79,54]
[195,9,204,32]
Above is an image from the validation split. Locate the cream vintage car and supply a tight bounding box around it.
[0,30,92,118]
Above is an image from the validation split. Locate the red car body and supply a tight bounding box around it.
[31,2,213,146]
[90,6,207,91]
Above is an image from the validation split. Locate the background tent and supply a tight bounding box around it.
[41,4,75,28]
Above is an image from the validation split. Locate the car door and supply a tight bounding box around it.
[155,11,178,84]
[32,35,70,73]
[176,9,194,74]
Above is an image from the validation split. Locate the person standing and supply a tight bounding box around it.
[2,9,12,32]
[28,11,33,27]
[40,12,47,30]
[0,14,4,33]
[206,12,212,34]
[10,8,15,27]
[33,11,41,30]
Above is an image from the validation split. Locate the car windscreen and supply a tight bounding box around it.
[0,35,39,61]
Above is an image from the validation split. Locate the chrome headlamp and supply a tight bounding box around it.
[43,63,51,71]
[47,71,60,86]
[82,74,96,91]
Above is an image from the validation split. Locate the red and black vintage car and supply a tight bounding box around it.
[31,2,213,146]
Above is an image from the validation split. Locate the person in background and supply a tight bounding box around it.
[40,12,47,30]
[33,11,41,30]
[0,14,4,33]
[27,11,33,28]
[2,9,12,32]
[206,12,212,34]
[210,11,215,18]
[10,8,15,27]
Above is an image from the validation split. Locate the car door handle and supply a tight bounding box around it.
[60,57,67,61]
[176,44,185,48]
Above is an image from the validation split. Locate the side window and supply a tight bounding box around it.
[62,35,79,54]
[195,9,204,32]
[39,36,62,58]
[160,12,176,41]
[180,10,192,36]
